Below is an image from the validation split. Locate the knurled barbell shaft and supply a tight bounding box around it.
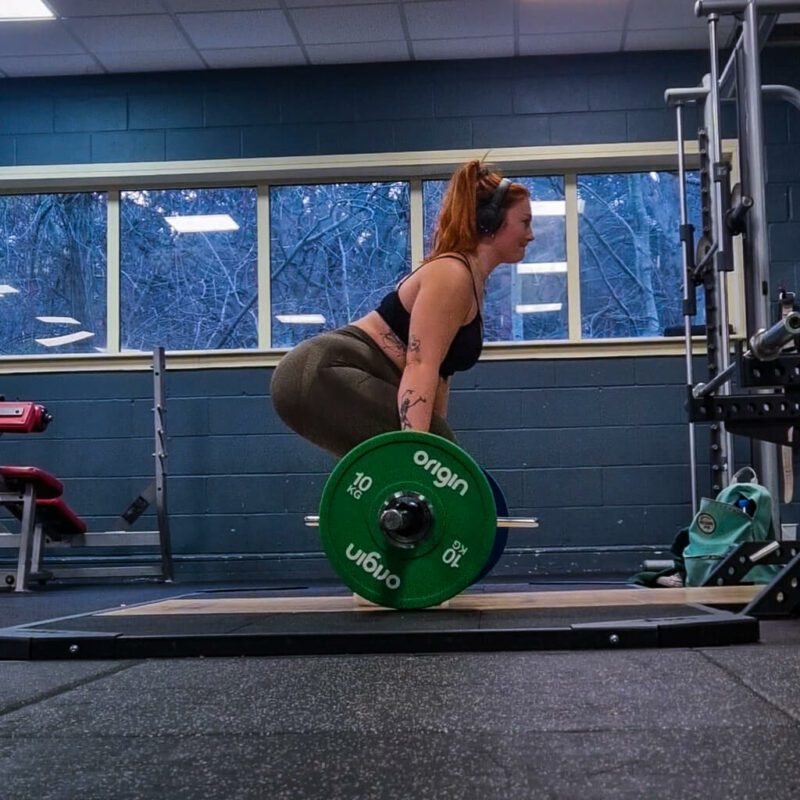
[304,515,539,528]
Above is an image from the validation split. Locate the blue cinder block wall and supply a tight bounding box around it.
[1,49,799,581]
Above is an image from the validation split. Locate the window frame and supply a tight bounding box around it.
[0,141,741,373]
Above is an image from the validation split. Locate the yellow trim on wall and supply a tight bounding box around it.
[0,337,722,374]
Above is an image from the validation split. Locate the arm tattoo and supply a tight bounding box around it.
[381,330,407,357]
[408,335,421,355]
[399,389,428,430]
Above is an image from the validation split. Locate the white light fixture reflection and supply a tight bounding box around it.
[516,303,563,314]
[36,331,95,348]
[276,314,326,325]
[165,214,239,233]
[517,262,567,274]
[530,201,565,216]
[0,0,54,20]
[36,316,80,325]
[530,199,586,215]
[0,284,20,295]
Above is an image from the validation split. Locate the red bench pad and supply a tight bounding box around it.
[0,466,63,499]
[36,498,87,537]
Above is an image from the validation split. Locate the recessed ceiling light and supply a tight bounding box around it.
[165,214,239,233]
[0,1,55,21]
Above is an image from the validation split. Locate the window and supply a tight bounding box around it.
[0,143,721,363]
[120,187,257,352]
[0,192,106,355]
[270,181,409,348]
[423,176,567,343]
[578,171,704,339]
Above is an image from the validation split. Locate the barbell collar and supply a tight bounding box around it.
[304,514,539,529]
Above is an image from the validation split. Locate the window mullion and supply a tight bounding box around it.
[410,178,423,270]
[106,189,120,353]
[564,172,582,342]
[257,184,271,349]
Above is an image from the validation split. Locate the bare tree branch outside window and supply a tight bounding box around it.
[578,171,704,339]
[120,187,257,352]
[270,182,410,348]
[0,192,106,355]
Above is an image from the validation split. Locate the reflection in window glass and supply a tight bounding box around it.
[121,187,257,352]
[270,182,410,347]
[423,176,567,342]
[578,171,703,339]
[0,193,107,355]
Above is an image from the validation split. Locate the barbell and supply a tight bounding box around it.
[304,431,538,609]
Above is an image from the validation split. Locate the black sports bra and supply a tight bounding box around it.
[375,253,483,378]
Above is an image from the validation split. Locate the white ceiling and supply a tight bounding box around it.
[0,0,796,79]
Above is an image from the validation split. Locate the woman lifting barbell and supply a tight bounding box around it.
[271,160,534,457]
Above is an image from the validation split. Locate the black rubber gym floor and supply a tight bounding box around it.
[2,581,799,800]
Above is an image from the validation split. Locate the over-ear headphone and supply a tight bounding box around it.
[476,177,511,235]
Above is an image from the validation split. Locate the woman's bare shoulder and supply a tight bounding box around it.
[419,253,473,285]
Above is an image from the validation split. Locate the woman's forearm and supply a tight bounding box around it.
[397,363,440,431]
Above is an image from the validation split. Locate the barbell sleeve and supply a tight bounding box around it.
[748,312,800,361]
[304,514,539,529]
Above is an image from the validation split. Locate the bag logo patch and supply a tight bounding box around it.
[697,513,716,535]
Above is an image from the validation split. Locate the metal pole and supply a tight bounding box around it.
[152,347,174,581]
[706,15,735,485]
[739,0,782,526]
[676,104,699,513]
[696,0,800,14]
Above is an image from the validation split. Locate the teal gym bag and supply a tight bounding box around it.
[684,467,778,586]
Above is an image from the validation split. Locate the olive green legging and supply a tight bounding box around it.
[270,325,457,458]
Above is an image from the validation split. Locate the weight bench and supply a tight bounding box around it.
[0,466,87,590]
[0,464,171,592]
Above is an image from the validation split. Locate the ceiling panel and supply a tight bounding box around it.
[519,30,624,57]
[164,0,281,10]
[626,0,703,30]
[518,0,628,36]
[65,15,190,53]
[0,53,102,77]
[285,0,397,5]
[625,26,711,51]
[96,49,207,73]
[200,45,307,68]
[405,0,515,40]
[413,36,515,60]
[0,20,86,56]
[177,10,297,48]
[307,40,409,64]
[291,4,405,44]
